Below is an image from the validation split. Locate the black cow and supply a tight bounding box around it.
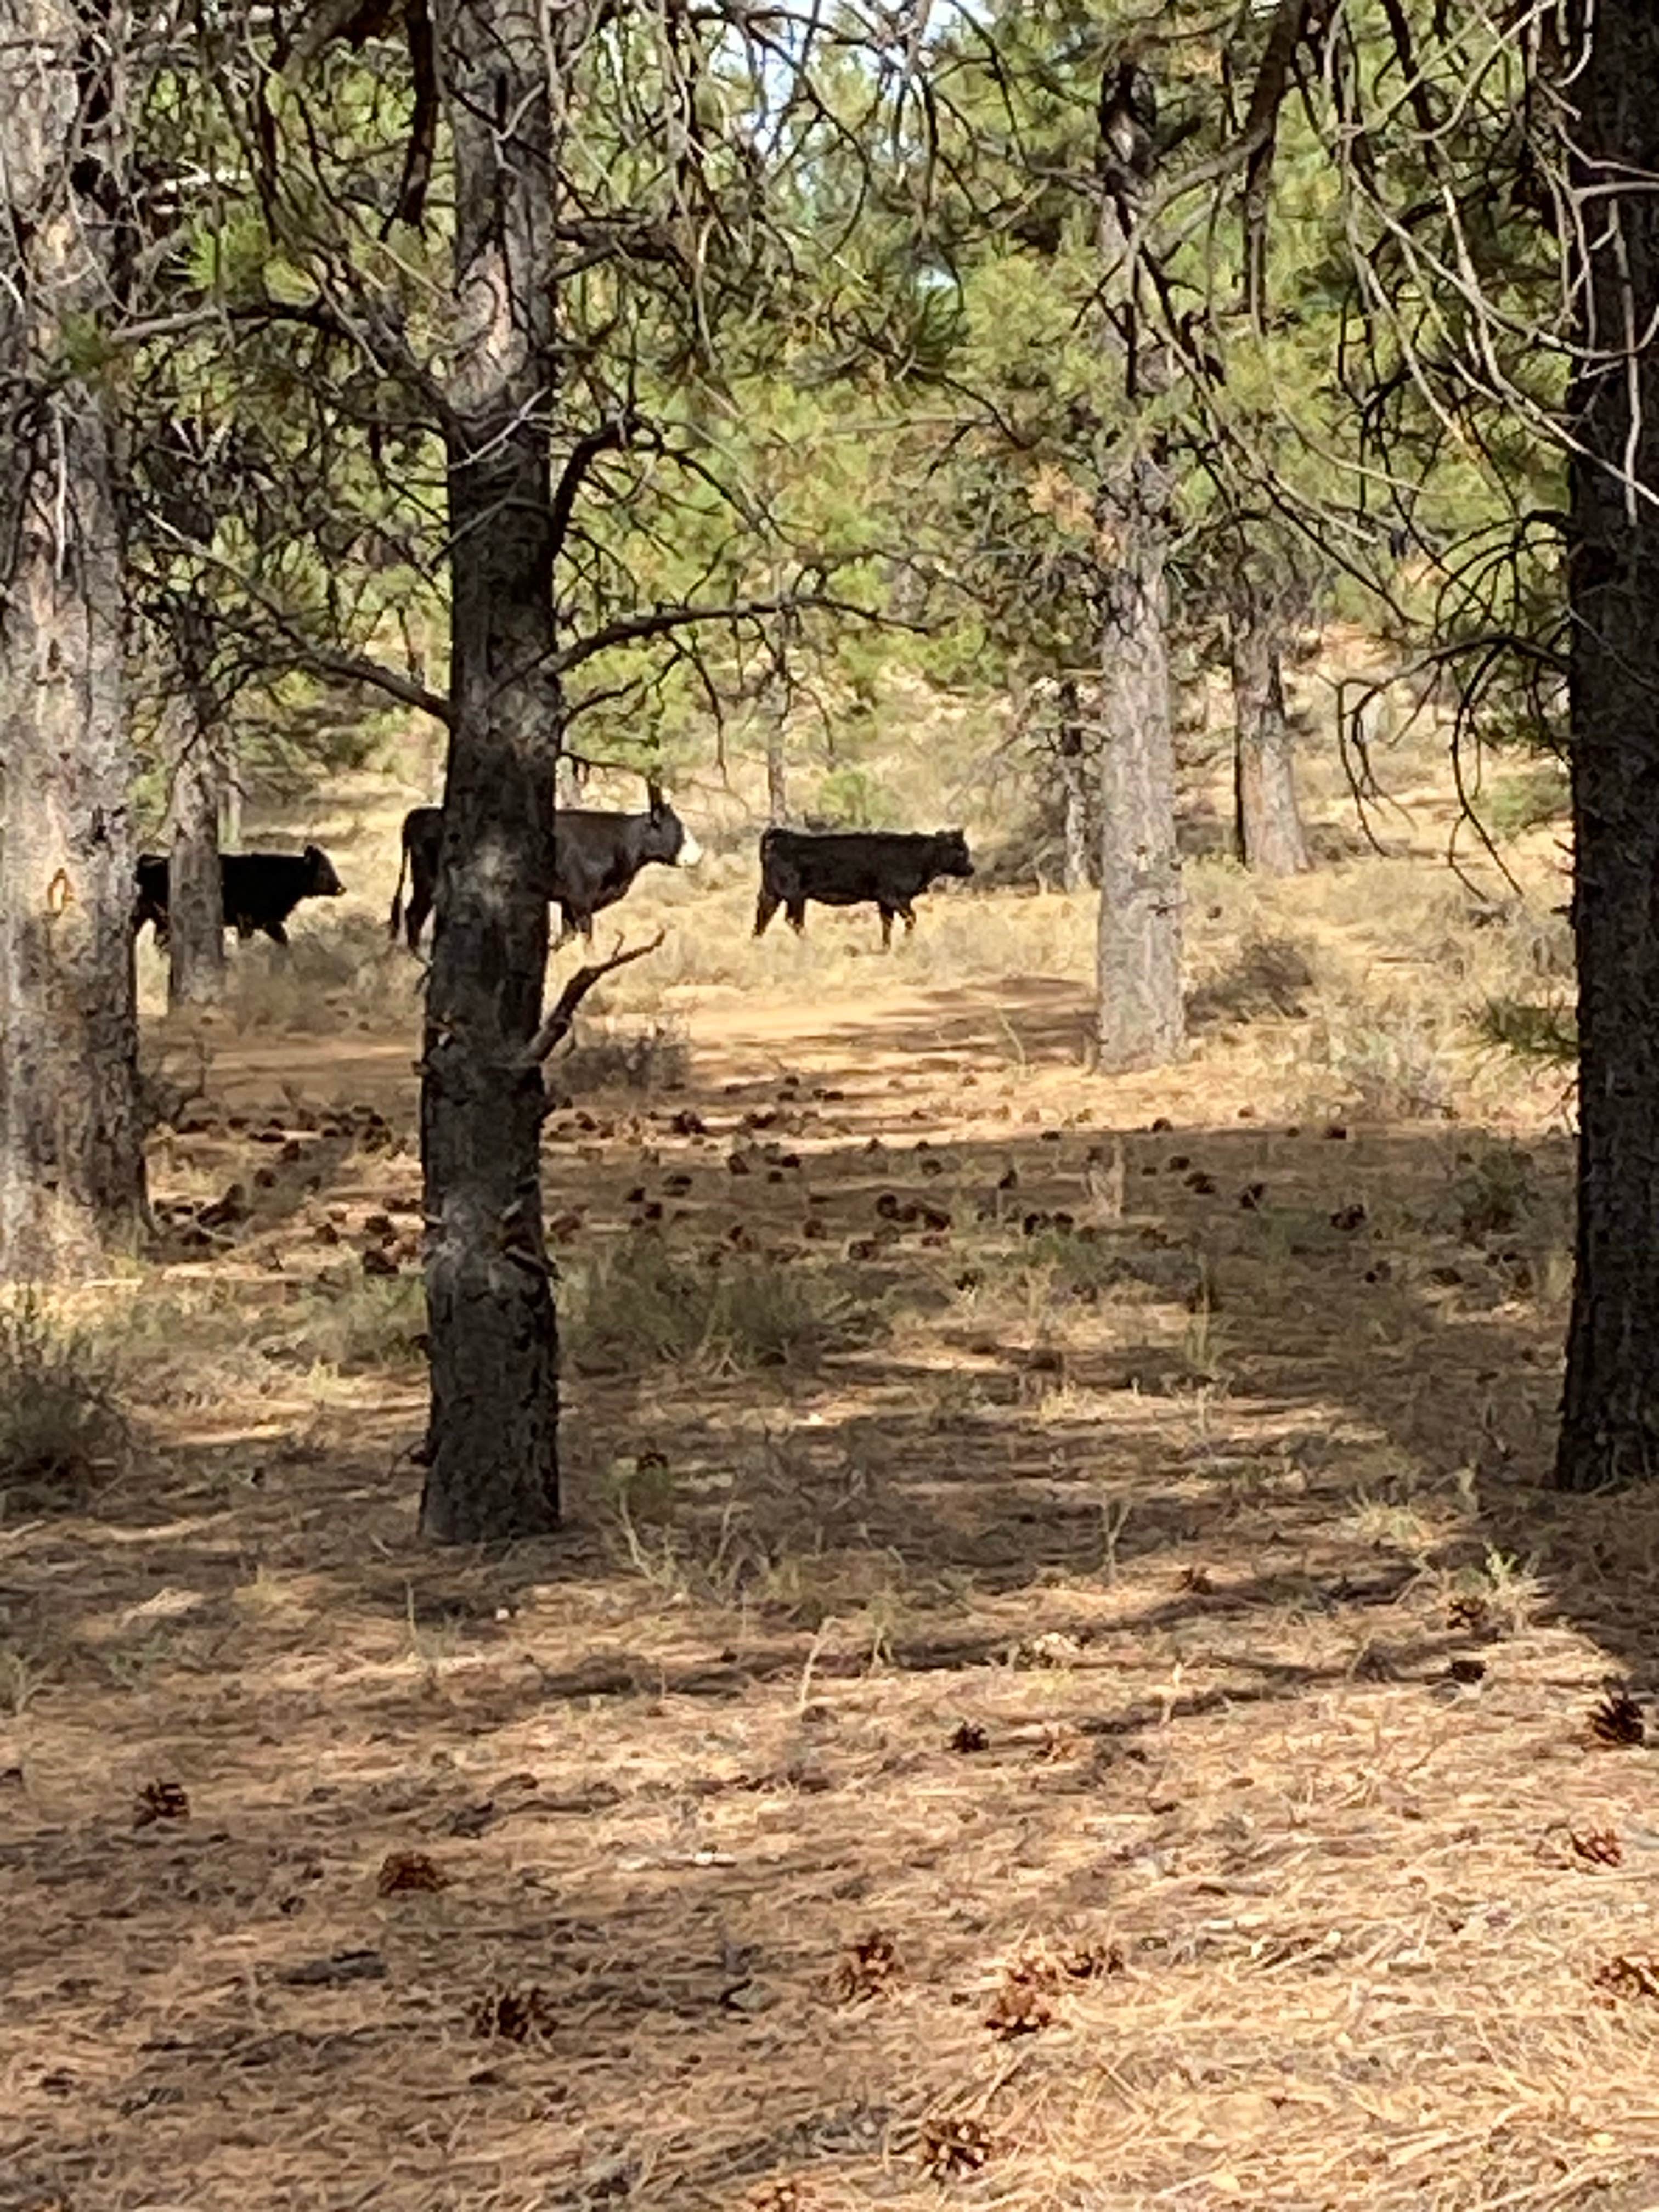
[387,786,703,953]
[134,844,346,948]
[754,826,974,948]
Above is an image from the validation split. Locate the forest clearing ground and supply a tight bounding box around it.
[10,754,1659,2210]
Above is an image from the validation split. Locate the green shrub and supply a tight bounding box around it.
[812,765,901,830]
[1478,996,1577,1066]
[1482,764,1569,842]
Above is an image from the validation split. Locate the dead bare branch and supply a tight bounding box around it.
[522,930,666,1069]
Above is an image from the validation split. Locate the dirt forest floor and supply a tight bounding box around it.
[8,751,1659,2211]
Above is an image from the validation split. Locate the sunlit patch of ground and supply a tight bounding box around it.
[9,722,1644,2212]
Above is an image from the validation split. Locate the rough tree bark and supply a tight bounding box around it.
[1091,64,1182,1073]
[1093,451,1182,1069]
[0,0,148,1280]
[1556,4,1659,1490]
[165,608,226,1006]
[417,0,563,1541]
[1056,676,1090,893]
[1229,595,1310,877]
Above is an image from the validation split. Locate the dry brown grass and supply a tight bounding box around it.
[9,691,1643,2212]
[0,1293,132,1516]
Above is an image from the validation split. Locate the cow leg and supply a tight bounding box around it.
[235,917,256,941]
[899,903,917,935]
[878,906,895,950]
[262,919,290,947]
[786,900,806,935]
[754,886,781,938]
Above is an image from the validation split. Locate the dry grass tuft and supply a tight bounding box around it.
[566,1238,882,1376]
[1188,930,1316,1026]
[0,1293,131,1514]
[280,1273,428,1372]
[212,910,414,1037]
[558,1016,692,1093]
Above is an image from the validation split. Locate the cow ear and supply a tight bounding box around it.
[646,778,665,813]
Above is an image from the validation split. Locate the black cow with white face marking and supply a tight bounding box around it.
[134,845,345,947]
[387,785,702,953]
[754,826,974,949]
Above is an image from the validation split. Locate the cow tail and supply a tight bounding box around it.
[388,828,411,942]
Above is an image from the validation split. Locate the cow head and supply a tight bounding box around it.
[303,843,346,896]
[642,788,703,870]
[934,829,974,880]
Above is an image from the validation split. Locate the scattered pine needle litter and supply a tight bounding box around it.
[21,859,1659,2210]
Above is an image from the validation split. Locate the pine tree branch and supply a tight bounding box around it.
[544,590,911,682]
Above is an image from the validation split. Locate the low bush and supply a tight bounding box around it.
[565,1239,881,1376]
[0,1295,131,1514]
[1482,763,1569,842]
[560,1019,691,1092]
[281,1274,428,1372]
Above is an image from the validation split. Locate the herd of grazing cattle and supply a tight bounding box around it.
[131,783,978,959]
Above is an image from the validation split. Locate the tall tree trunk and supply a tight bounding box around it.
[1057,676,1089,893]
[1094,452,1182,1071]
[765,716,788,825]
[165,612,225,1007]
[1556,5,1659,1491]
[1091,69,1182,1074]
[1229,602,1310,876]
[0,0,148,1281]
[418,0,562,1542]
